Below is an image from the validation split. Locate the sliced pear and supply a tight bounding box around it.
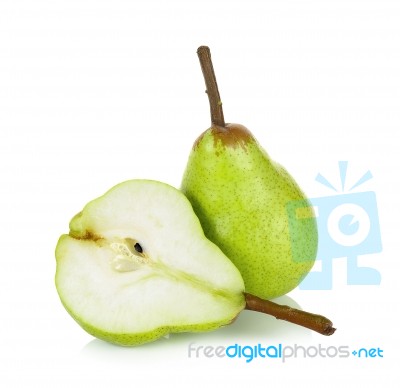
[55,180,245,346]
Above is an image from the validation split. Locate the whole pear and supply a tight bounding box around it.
[181,47,318,300]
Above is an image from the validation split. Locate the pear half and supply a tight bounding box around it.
[55,180,245,346]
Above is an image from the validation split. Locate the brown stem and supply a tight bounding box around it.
[245,293,336,336]
[197,46,226,127]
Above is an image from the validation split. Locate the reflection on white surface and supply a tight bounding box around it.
[80,295,312,362]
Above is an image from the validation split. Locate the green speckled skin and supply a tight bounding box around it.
[181,125,318,300]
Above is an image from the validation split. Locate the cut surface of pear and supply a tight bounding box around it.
[55,180,245,346]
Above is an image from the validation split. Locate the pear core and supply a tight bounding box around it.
[109,239,148,272]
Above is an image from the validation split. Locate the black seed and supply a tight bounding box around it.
[134,243,143,253]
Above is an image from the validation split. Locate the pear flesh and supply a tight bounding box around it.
[55,180,245,346]
[181,123,318,300]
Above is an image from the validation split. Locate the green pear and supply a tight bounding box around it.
[55,180,245,346]
[181,46,318,300]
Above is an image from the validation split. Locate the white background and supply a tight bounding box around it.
[1,0,399,386]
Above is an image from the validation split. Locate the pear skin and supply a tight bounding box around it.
[182,124,318,300]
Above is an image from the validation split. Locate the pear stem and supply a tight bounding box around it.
[197,46,226,127]
[244,293,336,336]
